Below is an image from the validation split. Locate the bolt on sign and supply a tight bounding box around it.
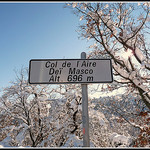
[29,59,113,84]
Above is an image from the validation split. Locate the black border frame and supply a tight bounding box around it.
[29,59,113,84]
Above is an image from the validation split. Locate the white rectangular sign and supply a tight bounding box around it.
[29,59,113,84]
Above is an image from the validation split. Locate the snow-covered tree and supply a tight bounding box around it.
[67,2,150,109]
[1,2,150,146]
[91,94,150,147]
[66,2,150,147]
[1,67,149,147]
[39,84,83,147]
[0,68,83,147]
[0,68,55,147]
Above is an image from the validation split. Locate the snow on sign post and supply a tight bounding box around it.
[29,52,113,147]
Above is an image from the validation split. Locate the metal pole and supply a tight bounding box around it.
[81,52,90,147]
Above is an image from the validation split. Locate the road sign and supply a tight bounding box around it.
[29,52,113,147]
[29,59,113,84]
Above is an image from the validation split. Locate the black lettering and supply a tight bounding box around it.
[49,75,54,82]
[87,76,93,81]
[69,68,93,75]
[67,62,71,67]
[77,61,80,67]
[57,76,60,82]
[51,62,56,68]
[80,60,96,67]
[81,61,86,67]
[89,69,93,74]
[45,61,57,68]
[62,61,66,67]
[85,69,88,74]
[55,70,59,75]
[67,75,72,81]
[67,75,83,82]
[49,75,60,82]
[93,62,96,67]
[62,61,71,67]
[73,75,78,81]
[78,75,82,81]
[49,68,54,75]
[81,69,84,74]
[89,62,92,67]
[45,61,50,68]
[49,68,63,75]
[59,68,63,75]
[76,69,80,74]
[69,68,76,74]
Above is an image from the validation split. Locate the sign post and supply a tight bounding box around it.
[29,53,113,147]
[81,52,90,147]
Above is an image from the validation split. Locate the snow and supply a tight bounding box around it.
[135,47,146,62]
[113,61,129,78]
[0,135,12,147]
[63,134,95,147]
[80,15,84,21]
[104,4,109,9]
[15,124,28,146]
[82,3,87,10]
[109,132,132,147]
[89,84,126,99]
[1,65,149,147]
[122,49,133,59]
[72,2,77,8]
[138,14,144,21]
[0,123,28,147]
[63,134,83,147]
[89,107,108,127]
[98,10,103,15]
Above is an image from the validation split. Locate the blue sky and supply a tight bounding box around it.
[0,2,91,90]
